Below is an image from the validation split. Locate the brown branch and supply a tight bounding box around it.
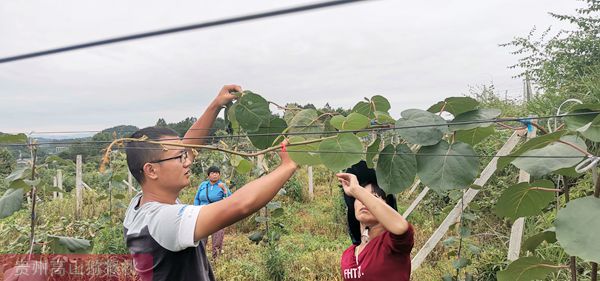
[268,101,301,111]
[557,140,591,157]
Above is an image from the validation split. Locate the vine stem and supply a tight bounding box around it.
[556,140,591,157]
[529,187,562,192]
[592,168,599,281]
[100,135,336,172]
[268,101,301,111]
[27,145,38,259]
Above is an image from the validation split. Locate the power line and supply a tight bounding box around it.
[0,0,374,64]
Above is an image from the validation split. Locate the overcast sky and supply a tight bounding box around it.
[0,0,584,136]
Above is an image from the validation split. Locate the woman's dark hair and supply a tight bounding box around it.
[207,166,220,175]
[343,160,397,245]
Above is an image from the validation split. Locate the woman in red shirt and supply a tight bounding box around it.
[337,161,414,281]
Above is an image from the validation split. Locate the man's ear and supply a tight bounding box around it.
[143,163,159,181]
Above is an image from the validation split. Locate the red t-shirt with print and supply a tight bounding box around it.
[340,224,414,281]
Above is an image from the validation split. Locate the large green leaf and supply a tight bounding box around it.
[494,180,556,219]
[365,137,381,169]
[427,97,479,116]
[225,103,240,134]
[5,166,29,182]
[47,235,92,254]
[522,228,556,253]
[416,141,478,193]
[497,130,568,171]
[449,108,501,131]
[0,188,24,219]
[396,109,448,146]
[564,103,600,142]
[234,91,271,132]
[511,135,587,177]
[318,133,363,171]
[236,159,253,174]
[374,111,395,124]
[555,196,600,263]
[9,179,31,193]
[329,113,370,131]
[496,256,560,281]
[287,136,322,166]
[455,126,495,146]
[288,109,322,139]
[248,116,286,149]
[375,144,417,194]
[352,95,391,118]
[0,133,27,144]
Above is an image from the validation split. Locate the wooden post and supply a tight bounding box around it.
[507,125,536,261]
[57,170,63,199]
[406,179,421,196]
[53,176,58,200]
[403,186,429,218]
[76,155,83,218]
[308,166,314,200]
[411,132,521,271]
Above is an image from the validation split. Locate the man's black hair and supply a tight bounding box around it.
[126,127,179,185]
[207,166,220,175]
[343,160,398,245]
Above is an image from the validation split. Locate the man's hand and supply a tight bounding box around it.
[213,84,242,108]
[218,182,226,192]
[277,140,298,170]
[336,173,361,198]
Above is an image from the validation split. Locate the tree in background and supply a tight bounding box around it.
[502,0,600,115]
[0,148,15,178]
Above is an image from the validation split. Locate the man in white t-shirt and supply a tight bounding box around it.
[123,85,297,280]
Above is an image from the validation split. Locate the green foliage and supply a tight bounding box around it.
[318,133,362,171]
[416,141,479,193]
[396,109,447,146]
[375,143,417,194]
[555,196,600,263]
[511,135,587,177]
[428,96,479,116]
[494,180,556,219]
[0,148,15,178]
[497,256,559,281]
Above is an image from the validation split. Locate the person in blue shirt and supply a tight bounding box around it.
[194,166,231,259]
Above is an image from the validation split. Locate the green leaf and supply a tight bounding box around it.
[375,144,417,194]
[248,231,265,244]
[455,126,495,146]
[113,193,125,200]
[234,91,271,132]
[522,228,556,253]
[449,108,501,131]
[271,208,284,218]
[288,109,322,139]
[497,257,560,281]
[497,130,568,171]
[564,103,600,142]
[329,113,370,131]
[416,141,478,193]
[511,135,587,177]
[352,95,391,118]
[428,97,479,116]
[494,180,556,219]
[24,178,40,187]
[0,133,27,144]
[555,196,600,263]
[236,159,253,174]
[248,116,287,149]
[319,133,363,171]
[47,235,92,254]
[396,109,448,146]
[9,179,31,193]
[288,136,322,166]
[452,257,470,270]
[374,111,395,124]
[266,201,282,210]
[5,166,29,182]
[227,103,240,134]
[0,188,24,219]
[365,137,381,169]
